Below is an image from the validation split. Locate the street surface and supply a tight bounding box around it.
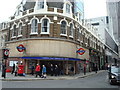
[2,71,120,88]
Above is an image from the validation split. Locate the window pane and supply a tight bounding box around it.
[13,25,17,36]
[31,19,38,33]
[70,23,73,36]
[42,19,49,33]
[19,23,23,35]
[61,21,66,34]
[38,0,44,9]
[66,4,70,13]
[44,19,48,26]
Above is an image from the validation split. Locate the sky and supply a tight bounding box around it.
[0,0,107,22]
[84,0,107,19]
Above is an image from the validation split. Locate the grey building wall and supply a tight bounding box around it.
[106,2,119,43]
[106,1,120,64]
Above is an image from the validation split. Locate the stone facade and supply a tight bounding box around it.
[0,0,105,74]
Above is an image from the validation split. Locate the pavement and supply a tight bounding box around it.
[0,70,106,81]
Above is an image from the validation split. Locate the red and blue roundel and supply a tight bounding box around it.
[16,44,26,52]
[76,48,85,55]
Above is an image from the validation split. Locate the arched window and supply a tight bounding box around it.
[61,21,67,35]
[41,19,49,34]
[77,28,81,40]
[66,3,70,13]
[31,19,38,33]
[69,23,73,36]
[12,25,17,37]
[18,23,23,35]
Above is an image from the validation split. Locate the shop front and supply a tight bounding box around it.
[7,57,80,75]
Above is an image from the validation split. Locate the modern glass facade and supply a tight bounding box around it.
[105,30,118,53]
[74,0,84,19]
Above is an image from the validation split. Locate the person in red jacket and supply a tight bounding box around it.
[35,63,41,78]
[17,63,25,76]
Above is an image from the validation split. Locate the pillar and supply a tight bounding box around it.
[66,61,68,75]
[25,59,28,73]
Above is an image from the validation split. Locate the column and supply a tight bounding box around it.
[66,61,68,75]
[25,60,28,73]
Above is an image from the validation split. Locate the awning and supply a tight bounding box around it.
[21,57,80,61]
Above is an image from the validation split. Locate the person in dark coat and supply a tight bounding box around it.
[11,63,15,74]
[94,64,98,73]
[83,64,86,75]
[50,64,54,76]
[54,65,59,76]
[71,66,74,75]
[2,64,6,78]
[30,64,35,75]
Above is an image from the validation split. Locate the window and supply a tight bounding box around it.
[41,19,49,34]
[61,21,67,35]
[31,19,38,33]
[12,25,17,37]
[37,0,44,9]
[69,23,73,36]
[18,23,23,35]
[76,28,80,40]
[79,14,81,21]
[16,6,21,16]
[66,4,70,13]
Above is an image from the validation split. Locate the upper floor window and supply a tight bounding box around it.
[69,23,73,36]
[18,23,23,35]
[77,29,80,40]
[41,19,49,34]
[66,4,70,13]
[37,0,44,9]
[79,14,81,21]
[12,25,17,37]
[61,21,67,35]
[31,19,38,34]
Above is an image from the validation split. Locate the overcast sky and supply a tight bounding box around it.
[0,0,107,22]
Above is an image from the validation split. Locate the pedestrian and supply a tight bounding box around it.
[11,63,15,74]
[50,64,54,76]
[18,63,25,76]
[54,65,59,76]
[94,64,98,73]
[42,65,46,78]
[35,63,41,78]
[71,67,74,72]
[83,63,86,75]
[70,66,74,75]
[2,63,6,78]
[30,64,35,75]
[14,63,18,76]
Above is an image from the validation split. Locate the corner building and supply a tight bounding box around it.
[4,0,104,74]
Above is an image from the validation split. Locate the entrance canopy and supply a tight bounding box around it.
[21,57,80,61]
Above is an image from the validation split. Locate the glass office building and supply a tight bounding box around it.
[74,0,84,19]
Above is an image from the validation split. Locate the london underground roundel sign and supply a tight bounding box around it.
[76,48,85,55]
[16,44,26,52]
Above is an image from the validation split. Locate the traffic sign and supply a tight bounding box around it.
[4,49,9,56]
[76,48,85,55]
[2,49,9,59]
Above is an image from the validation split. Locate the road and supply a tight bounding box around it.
[2,71,120,88]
